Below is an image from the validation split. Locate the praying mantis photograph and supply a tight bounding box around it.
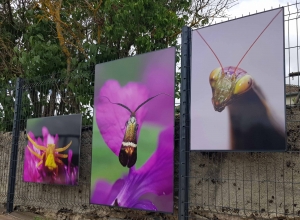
[23,114,82,185]
[190,8,286,151]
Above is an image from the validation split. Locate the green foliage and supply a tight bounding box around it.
[0,0,235,131]
[0,80,16,131]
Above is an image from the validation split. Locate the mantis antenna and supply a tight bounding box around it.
[234,8,283,74]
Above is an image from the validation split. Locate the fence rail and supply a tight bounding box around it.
[0,2,300,220]
[183,2,300,220]
[0,71,180,219]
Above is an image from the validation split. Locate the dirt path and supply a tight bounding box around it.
[0,208,47,220]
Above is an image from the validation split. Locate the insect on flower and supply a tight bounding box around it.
[101,92,172,168]
[91,126,174,211]
[27,134,72,175]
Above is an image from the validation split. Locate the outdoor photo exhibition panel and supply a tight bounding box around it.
[24,114,82,185]
[190,8,286,151]
[91,47,175,212]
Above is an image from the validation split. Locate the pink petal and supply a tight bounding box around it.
[23,147,40,182]
[91,179,158,211]
[95,80,149,156]
[132,200,157,211]
[23,132,43,182]
[42,126,49,147]
[91,179,125,205]
[91,126,174,212]
[135,125,174,196]
[68,149,73,165]
[42,127,55,145]
[54,134,59,145]
[142,48,175,127]
[117,126,174,208]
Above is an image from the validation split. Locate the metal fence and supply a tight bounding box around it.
[0,2,300,220]
[179,2,300,219]
[0,79,16,207]
[0,72,180,219]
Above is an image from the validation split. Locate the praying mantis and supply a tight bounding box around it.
[195,8,286,150]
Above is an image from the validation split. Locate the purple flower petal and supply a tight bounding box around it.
[23,132,45,183]
[132,200,157,211]
[91,126,174,212]
[23,150,40,182]
[64,149,77,184]
[140,193,173,212]
[116,126,173,208]
[42,127,49,147]
[91,179,125,204]
[64,150,78,185]
[68,149,73,170]
[42,127,58,146]
[95,80,149,156]
[142,51,175,127]
[137,126,174,196]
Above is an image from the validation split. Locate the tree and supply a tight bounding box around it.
[0,0,237,131]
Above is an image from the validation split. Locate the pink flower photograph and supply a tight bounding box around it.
[23,114,82,185]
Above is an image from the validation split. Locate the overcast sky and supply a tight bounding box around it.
[227,0,294,17]
[213,0,300,85]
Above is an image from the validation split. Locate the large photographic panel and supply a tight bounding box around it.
[191,8,286,151]
[91,48,175,212]
[23,114,82,185]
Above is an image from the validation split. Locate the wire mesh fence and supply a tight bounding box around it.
[0,71,180,219]
[185,2,300,219]
[0,79,16,207]
[0,2,300,220]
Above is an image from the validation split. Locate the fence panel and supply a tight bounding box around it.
[186,3,300,219]
[1,71,180,219]
[2,3,299,219]
[0,79,16,209]
[12,73,98,214]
